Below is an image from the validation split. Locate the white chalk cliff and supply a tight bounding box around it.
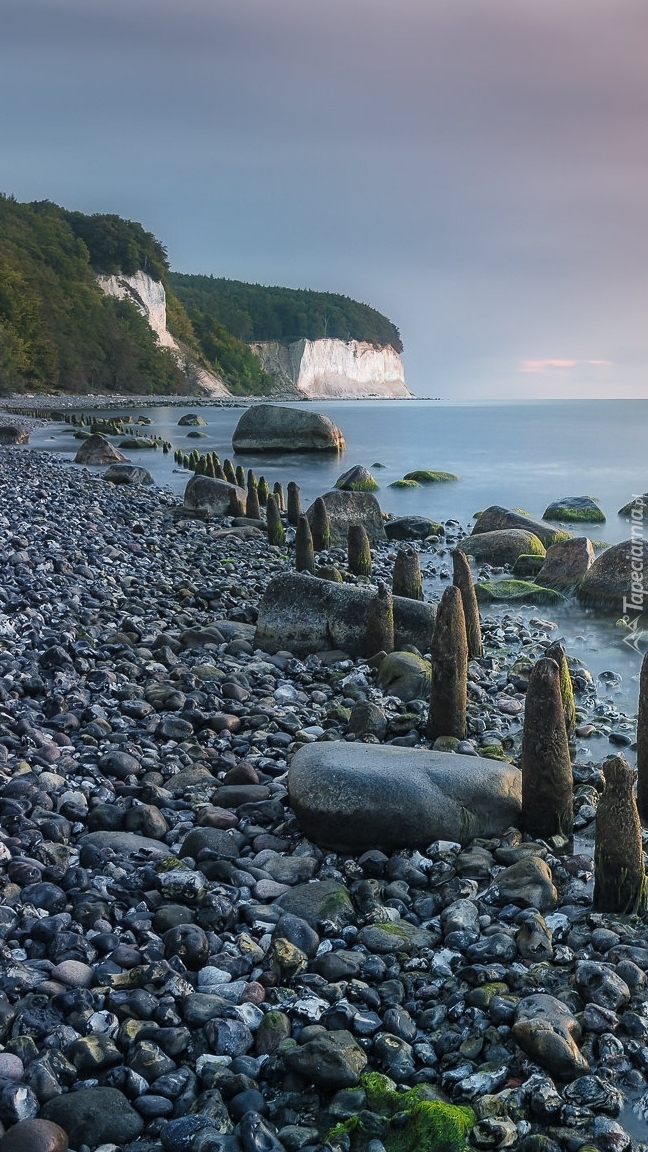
[96,271,230,396]
[251,338,412,399]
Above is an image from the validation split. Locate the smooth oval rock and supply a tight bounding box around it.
[288,742,522,851]
[232,404,345,453]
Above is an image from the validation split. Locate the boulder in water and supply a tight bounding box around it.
[535,536,595,591]
[384,515,445,540]
[459,529,545,566]
[288,742,522,851]
[543,495,606,523]
[334,464,379,491]
[74,434,128,465]
[178,413,206,426]
[578,539,648,612]
[472,505,570,548]
[232,404,345,452]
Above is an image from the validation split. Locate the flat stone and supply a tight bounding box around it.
[78,831,169,858]
[50,960,94,987]
[288,742,522,851]
[358,920,439,954]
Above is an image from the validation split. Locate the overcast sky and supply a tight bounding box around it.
[2,0,648,398]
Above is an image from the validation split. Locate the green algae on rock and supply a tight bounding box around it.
[474,580,566,606]
[543,495,606,523]
[403,469,459,483]
[335,464,380,492]
[388,479,420,489]
[328,1073,475,1152]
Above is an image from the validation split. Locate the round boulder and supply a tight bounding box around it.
[178,413,206,426]
[232,404,345,452]
[577,539,648,612]
[472,505,570,548]
[543,496,605,523]
[377,650,431,702]
[288,742,522,851]
[459,529,545,566]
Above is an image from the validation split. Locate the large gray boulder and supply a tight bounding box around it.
[305,489,386,545]
[232,404,345,453]
[577,539,648,612]
[0,424,29,445]
[458,529,545,566]
[183,474,246,516]
[255,572,435,657]
[472,505,570,549]
[288,742,522,851]
[74,434,128,465]
[535,536,595,591]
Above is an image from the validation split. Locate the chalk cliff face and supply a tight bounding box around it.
[251,338,412,399]
[96,271,230,396]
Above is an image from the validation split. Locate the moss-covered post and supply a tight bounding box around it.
[594,754,647,914]
[273,481,285,511]
[546,640,576,741]
[426,585,467,742]
[365,580,394,658]
[229,488,246,517]
[224,459,237,485]
[295,515,315,574]
[266,495,285,547]
[246,478,260,520]
[214,462,225,480]
[636,650,648,824]
[521,656,573,842]
[348,524,372,577]
[287,481,301,526]
[452,548,483,659]
[235,465,245,488]
[393,547,423,600]
[257,476,270,506]
[311,496,331,552]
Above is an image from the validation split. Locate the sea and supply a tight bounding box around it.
[29,397,648,723]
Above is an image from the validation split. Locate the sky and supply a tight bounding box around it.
[2,0,648,399]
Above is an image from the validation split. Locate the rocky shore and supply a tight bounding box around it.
[0,446,647,1152]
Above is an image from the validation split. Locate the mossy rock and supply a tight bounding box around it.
[512,553,546,578]
[119,437,157,449]
[543,496,606,523]
[474,580,566,606]
[618,494,648,517]
[330,1074,474,1152]
[459,529,545,566]
[335,465,380,492]
[186,431,208,439]
[403,469,459,483]
[389,479,420,489]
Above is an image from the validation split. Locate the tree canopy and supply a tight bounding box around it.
[169,273,403,352]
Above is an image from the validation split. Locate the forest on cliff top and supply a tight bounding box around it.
[0,194,401,395]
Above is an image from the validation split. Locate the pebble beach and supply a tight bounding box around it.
[1,432,648,1152]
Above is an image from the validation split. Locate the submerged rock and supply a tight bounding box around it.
[334,464,379,491]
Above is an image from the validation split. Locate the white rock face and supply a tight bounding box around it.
[96,270,178,349]
[251,338,412,399]
[96,271,230,396]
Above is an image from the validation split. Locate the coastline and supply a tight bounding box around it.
[0,443,646,1150]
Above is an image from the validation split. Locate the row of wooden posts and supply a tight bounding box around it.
[197,462,647,921]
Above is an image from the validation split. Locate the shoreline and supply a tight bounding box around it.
[0,445,646,1152]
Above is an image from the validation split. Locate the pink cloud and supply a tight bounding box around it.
[519,359,577,373]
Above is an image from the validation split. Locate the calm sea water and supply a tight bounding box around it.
[31,398,648,719]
